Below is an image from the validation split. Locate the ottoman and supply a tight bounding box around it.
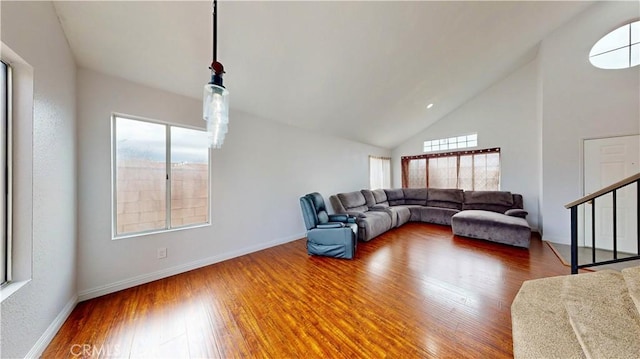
[451,210,531,248]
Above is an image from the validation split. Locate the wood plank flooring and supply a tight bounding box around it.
[43,223,570,358]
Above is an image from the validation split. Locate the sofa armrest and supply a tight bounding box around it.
[342,211,367,219]
[370,204,390,210]
[505,209,528,218]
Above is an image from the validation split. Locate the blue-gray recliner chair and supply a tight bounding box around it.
[299,192,357,259]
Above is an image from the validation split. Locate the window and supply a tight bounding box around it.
[428,156,457,188]
[1,45,34,299]
[407,158,426,188]
[401,148,500,191]
[112,115,210,237]
[369,156,391,190]
[589,20,639,69]
[424,133,477,153]
[1,61,10,285]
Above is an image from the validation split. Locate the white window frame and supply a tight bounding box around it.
[589,20,639,70]
[424,133,477,153]
[1,44,34,302]
[402,148,501,191]
[111,114,211,239]
[1,60,12,287]
[369,156,391,190]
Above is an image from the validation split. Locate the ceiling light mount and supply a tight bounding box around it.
[203,0,229,149]
[210,61,225,87]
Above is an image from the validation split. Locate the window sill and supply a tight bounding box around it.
[112,222,211,240]
[1,279,30,303]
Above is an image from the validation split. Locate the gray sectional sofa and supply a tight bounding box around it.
[329,188,531,248]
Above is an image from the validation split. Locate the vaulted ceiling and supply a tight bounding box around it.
[53,1,593,149]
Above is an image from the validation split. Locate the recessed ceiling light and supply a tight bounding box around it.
[427,103,434,109]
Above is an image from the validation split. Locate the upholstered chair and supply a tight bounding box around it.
[299,192,357,259]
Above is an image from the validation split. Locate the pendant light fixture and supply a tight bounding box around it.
[203,0,229,149]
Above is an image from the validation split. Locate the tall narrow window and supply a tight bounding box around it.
[113,115,210,237]
[428,156,457,188]
[402,148,500,191]
[1,61,10,285]
[369,156,391,190]
[406,158,427,188]
[462,152,500,190]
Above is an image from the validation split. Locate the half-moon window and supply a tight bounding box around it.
[589,20,639,69]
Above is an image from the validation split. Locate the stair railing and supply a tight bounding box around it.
[565,172,640,274]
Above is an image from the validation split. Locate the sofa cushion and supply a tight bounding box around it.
[372,189,388,205]
[337,191,369,212]
[357,211,393,241]
[425,200,461,210]
[463,203,513,214]
[404,205,424,221]
[451,210,530,248]
[462,191,515,213]
[385,189,405,205]
[393,206,412,227]
[426,188,464,210]
[402,188,428,205]
[464,190,513,205]
[361,189,390,208]
[371,207,397,227]
[329,195,346,213]
[512,194,524,209]
[371,205,411,228]
[361,189,376,207]
[419,206,460,226]
[428,188,464,203]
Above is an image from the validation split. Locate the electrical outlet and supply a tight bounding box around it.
[157,247,167,259]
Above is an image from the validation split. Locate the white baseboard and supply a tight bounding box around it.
[26,294,78,358]
[78,233,305,302]
[542,236,570,245]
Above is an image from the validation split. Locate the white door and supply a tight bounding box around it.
[584,135,639,254]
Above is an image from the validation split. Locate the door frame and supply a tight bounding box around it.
[580,133,640,247]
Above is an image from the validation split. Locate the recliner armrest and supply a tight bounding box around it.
[317,223,345,229]
[328,214,348,222]
[328,214,357,224]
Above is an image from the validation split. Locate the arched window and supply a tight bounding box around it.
[589,20,639,69]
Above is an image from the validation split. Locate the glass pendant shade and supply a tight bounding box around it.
[203,83,229,148]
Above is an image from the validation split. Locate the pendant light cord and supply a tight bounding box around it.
[212,0,217,63]
[209,0,224,80]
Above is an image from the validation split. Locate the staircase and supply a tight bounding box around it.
[511,266,640,358]
[511,174,640,358]
[565,172,640,273]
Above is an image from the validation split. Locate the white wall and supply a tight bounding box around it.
[539,1,640,243]
[392,60,541,230]
[77,68,389,298]
[0,1,77,358]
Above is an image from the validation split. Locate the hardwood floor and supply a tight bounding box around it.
[43,223,570,358]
